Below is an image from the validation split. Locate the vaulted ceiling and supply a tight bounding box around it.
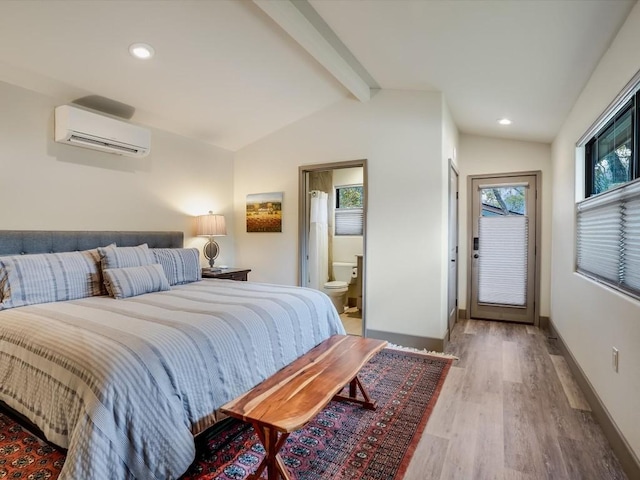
[0,0,635,151]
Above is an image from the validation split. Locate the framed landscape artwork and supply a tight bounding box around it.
[246,192,283,232]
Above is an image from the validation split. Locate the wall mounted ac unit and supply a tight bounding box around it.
[54,105,150,157]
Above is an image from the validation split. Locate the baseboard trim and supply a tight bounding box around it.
[366,329,444,352]
[548,319,640,479]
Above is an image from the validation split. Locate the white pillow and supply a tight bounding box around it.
[151,248,201,285]
[98,243,154,270]
[0,249,105,310]
[103,264,170,299]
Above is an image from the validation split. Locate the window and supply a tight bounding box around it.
[481,186,526,216]
[578,75,640,299]
[576,179,640,299]
[585,92,639,197]
[335,185,363,236]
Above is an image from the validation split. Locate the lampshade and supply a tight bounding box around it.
[196,212,227,236]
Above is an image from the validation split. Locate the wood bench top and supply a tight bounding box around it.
[219,335,387,433]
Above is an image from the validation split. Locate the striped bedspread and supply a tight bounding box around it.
[0,279,345,479]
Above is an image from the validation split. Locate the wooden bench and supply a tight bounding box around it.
[219,334,387,480]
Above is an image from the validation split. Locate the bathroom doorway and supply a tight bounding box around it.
[299,160,367,336]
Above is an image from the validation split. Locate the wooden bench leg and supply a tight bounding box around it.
[249,424,291,480]
[333,375,377,410]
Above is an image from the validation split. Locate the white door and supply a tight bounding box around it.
[448,164,459,336]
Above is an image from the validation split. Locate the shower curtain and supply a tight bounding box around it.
[308,191,329,290]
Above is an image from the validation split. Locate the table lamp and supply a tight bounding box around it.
[196,211,227,271]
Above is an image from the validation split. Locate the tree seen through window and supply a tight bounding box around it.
[337,186,363,208]
[481,186,525,216]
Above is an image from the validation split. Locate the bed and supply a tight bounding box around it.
[0,230,345,480]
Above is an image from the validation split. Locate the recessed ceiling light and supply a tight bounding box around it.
[498,118,512,126]
[129,43,155,60]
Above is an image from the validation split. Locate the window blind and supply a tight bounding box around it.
[576,178,640,298]
[335,208,363,236]
[478,216,528,306]
[625,196,640,291]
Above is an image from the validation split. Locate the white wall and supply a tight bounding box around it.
[332,167,363,264]
[457,134,552,317]
[234,90,449,340]
[551,3,640,460]
[0,80,235,265]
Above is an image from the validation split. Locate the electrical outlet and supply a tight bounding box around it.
[612,347,619,372]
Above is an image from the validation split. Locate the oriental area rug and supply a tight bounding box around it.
[0,349,452,480]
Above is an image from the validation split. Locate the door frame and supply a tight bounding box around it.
[447,159,459,339]
[298,159,368,336]
[466,170,542,326]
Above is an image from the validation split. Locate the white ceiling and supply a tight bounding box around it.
[0,0,636,151]
[310,0,636,143]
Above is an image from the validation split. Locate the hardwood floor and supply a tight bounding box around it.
[404,319,627,480]
[340,307,363,336]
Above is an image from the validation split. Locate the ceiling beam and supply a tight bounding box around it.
[252,0,371,102]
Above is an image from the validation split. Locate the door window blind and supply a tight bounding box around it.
[335,208,363,235]
[478,216,528,306]
[576,178,640,298]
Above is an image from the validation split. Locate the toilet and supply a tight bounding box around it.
[323,262,357,313]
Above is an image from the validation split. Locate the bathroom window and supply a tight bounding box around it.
[335,185,363,236]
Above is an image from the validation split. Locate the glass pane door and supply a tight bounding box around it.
[470,176,537,323]
[478,185,528,306]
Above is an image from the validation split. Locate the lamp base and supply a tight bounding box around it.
[203,238,220,269]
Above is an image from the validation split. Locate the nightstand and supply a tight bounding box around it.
[202,268,251,281]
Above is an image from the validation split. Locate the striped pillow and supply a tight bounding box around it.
[103,264,170,299]
[151,248,201,285]
[98,244,154,270]
[0,249,105,310]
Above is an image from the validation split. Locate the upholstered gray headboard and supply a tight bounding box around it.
[0,230,184,256]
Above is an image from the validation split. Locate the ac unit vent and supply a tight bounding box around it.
[55,105,150,157]
[68,135,142,155]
